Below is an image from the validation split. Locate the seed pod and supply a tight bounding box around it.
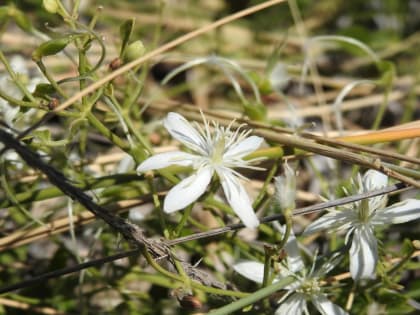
[32,37,71,62]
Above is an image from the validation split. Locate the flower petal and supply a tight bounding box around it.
[233,261,265,284]
[224,135,263,159]
[313,294,348,315]
[363,170,388,210]
[374,199,420,224]
[303,210,351,235]
[163,167,212,213]
[363,170,388,190]
[349,225,378,280]
[219,170,259,228]
[137,151,196,172]
[163,112,207,154]
[275,293,307,315]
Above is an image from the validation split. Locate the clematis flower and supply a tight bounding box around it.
[303,170,420,280]
[234,225,348,315]
[137,112,264,228]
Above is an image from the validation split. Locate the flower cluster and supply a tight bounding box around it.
[137,112,264,228]
[137,112,420,312]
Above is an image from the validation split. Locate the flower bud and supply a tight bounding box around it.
[43,0,59,14]
[123,40,145,62]
[274,162,296,211]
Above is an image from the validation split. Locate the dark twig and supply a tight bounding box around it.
[0,128,168,259]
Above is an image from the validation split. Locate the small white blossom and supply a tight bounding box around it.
[137,112,264,228]
[234,226,348,315]
[303,170,420,280]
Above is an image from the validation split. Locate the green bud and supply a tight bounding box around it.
[32,37,71,62]
[43,0,59,14]
[243,101,267,121]
[123,40,145,63]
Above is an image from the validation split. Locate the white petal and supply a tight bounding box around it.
[349,225,378,280]
[275,293,307,315]
[362,170,389,211]
[163,167,212,213]
[137,151,196,172]
[375,199,420,224]
[117,154,135,173]
[313,295,348,315]
[224,135,263,159]
[219,170,259,228]
[303,211,350,235]
[163,112,207,154]
[363,170,388,190]
[233,261,265,284]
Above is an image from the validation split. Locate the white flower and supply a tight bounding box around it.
[234,226,348,315]
[303,170,420,280]
[137,112,264,228]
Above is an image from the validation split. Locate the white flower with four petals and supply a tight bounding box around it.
[137,112,263,228]
[303,170,420,280]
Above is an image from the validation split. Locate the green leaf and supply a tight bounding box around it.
[32,83,56,98]
[119,18,135,57]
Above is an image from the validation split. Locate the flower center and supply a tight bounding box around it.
[211,135,225,165]
[297,277,321,296]
[358,199,371,223]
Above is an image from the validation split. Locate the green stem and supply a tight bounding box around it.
[0,89,39,109]
[86,111,130,151]
[0,161,45,226]
[36,61,67,98]
[277,209,292,250]
[147,175,170,239]
[253,159,278,209]
[0,173,143,208]
[262,246,273,287]
[207,276,295,315]
[0,50,36,102]
[173,204,193,237]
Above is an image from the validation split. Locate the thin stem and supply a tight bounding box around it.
[207,276,295,315]
[253,159,278,209]
[0,50,36,102]
[173,204,194,237]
